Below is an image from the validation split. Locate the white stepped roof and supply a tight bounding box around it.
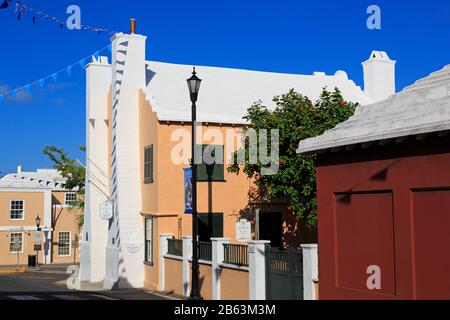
[144,61,373,124]
[0,169,67,190]
[297,64,450,154]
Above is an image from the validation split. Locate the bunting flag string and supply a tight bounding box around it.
[0,0,120,35]
[0,43,113,104]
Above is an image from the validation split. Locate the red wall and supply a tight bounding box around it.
[316,136,450,300]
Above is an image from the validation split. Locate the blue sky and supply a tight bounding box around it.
[0,0,449,175]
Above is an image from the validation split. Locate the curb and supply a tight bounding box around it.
[0,267,27,275]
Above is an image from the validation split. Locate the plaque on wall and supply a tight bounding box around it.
[236,219,252,242]
[100,200,114,220]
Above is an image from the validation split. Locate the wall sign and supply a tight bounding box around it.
[100,200,113,220]
[34,232,41,246]
[127,234,139,254]
[236,219,252,242]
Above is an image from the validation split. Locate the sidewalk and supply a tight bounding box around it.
[77,281,183,300]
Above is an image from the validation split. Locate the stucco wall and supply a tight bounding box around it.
[0,191,44,227]
[0,191,45,266]
[139,90,159,214]
[51,191,82,264]
[0,190,81,266]
[164,257,183,296]
[220,266,249,300]
[139,90,252,240]
[189,261,213,300]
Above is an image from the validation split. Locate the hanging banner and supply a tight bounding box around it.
[1,0,119,35]
[184,168,193,214]
[0,43,112,103]
[0,0,11,9]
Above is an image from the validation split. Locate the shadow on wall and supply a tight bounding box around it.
[336,159,401,206]
[238,181,317,248]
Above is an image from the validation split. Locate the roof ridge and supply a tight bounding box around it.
[402,69,450,93]
[297,64,450,154]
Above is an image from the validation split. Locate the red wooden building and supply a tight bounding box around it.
[297,65,450,300]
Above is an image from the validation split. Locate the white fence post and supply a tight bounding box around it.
[159,234,174,292]
[301,244,318,300]
[211,238,230,300]
[248,240,271,300]
[182,236,193,297]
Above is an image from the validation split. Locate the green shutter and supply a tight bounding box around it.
[199,213,224,241]
[197,144,224,181]
[144,145,154,183]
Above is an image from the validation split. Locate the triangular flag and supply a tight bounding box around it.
[66,65,72,77]
[0,0,10,9]
[79,59,87,68]
[39,79,45,88]
[11,90,17,98]
[51,73,58,82]
[24,85,31,92]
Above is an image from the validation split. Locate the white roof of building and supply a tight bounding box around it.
[297,64,450,154]
[144,61,373,124]
[0,169,67,190]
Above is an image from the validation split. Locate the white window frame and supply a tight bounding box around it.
[10,200,25,221]
[57,231,71,257]
[65,193,77,206]
[9,232,24,253]
[145,217,153,264]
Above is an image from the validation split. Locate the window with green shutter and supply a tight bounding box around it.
[197,144,225,182]
[144,145,154,183]
[199,213,224,242]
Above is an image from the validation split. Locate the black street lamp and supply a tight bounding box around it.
[35,214,41,232]
[187,67,202,300]
[35,214,41,269]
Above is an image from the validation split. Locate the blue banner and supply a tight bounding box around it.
[184,168,193,214]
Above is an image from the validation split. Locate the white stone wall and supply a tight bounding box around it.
[80,57,111,283]
[104,33,147,289]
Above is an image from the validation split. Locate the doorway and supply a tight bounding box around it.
[259,212,282,248]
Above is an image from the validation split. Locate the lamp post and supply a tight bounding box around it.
[35,214,41,269]
[187,67,202,300]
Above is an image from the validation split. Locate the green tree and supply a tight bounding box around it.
[43,146,85,230]
[228,88,357,227]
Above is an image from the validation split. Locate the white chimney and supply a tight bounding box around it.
[362,51,396,103]
[17,164,22,174]
[104,22,146,289]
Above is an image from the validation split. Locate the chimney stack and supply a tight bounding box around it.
[17,164,22,174]
[362,51,396,103]
[130,18,136,34]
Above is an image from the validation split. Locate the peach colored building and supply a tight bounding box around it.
[0,166,82,267]
[80,24,389,293]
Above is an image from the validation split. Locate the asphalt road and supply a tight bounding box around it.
[0,264,174,301]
